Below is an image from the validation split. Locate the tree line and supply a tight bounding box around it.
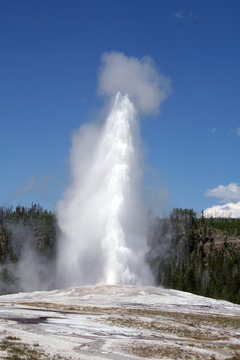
[0,204,56,294]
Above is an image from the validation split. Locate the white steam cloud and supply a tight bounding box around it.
[56,52,171,288]
[0,222,55,294]
[99,52,171,114]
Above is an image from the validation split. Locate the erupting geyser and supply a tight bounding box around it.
[56,52,171,287]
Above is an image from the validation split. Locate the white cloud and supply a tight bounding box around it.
[211,128,216,134]
[175,11,184,19]
[174,11,198,19]
[98,51,172,114]
[205,183,240,202]
[228,127,240,136]
[203,202,240,218]
[188,12,198,19]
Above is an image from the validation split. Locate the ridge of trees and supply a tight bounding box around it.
[0,203,56,294]
[0,203,56,259]
[147,208,240,304]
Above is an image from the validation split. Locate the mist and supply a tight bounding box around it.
[0,220,55,294]
[56,52,171,288]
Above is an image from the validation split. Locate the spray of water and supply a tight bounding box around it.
[56,52,171,287]
[57,93,150,286]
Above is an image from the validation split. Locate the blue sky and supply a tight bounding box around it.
[0,0,239,215]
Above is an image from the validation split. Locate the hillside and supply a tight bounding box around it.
[147,208,240,304]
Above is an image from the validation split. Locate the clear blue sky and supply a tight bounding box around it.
[1,0,239,215]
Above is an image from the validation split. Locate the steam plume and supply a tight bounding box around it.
[56,52,171,287]
[99,52,171,114]
[0,221,55,294]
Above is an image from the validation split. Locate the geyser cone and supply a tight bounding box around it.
[57,92,152,287]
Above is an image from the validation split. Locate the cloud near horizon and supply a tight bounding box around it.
[204,201,240,218]
[205,183,240,202]
[98,51,172,114]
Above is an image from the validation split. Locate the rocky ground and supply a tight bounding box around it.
[0,284,240,359]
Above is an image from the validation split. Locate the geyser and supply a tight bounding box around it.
[56,52,171,287]
[57,93,151,286]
